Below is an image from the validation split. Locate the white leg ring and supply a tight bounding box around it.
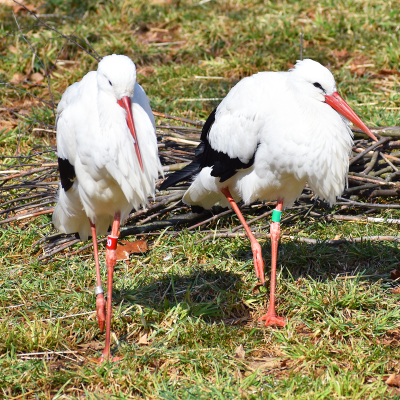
[95,286,104,296]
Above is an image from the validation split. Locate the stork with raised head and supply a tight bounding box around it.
[160,59,377,327]
[53,54,162,362]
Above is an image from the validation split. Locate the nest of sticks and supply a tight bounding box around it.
[2,112,400,262]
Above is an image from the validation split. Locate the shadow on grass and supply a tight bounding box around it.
[261,239,400,282]
[114,268,248,322]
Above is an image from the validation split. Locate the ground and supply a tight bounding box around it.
[1,0,400,398]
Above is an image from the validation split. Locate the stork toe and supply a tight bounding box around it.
[91,354,123,364]
[259,311,286,327]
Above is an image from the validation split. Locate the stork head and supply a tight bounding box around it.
[291,59,377,141]
[97,54,137,99]
[97,55,143,171]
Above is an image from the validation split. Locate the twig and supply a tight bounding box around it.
[362,149,379,174]
[43,236,78,251]
[352,127,400,138]
[177,98,223,102]
[12,0,102,62]
[348,175,398,187]
[336,274,389,280]
[38,239,80,260]
[0,166,56,182]
[127,192,184,220]
[386,170,400,182]
[2,303,24,309]
[336,197,400,209]
[33,311,95,322]
[157,125,201,132]
[0,208,54,225]
[388,140,400,149]
[164,136,200,146]
[1,193,54,208]
[231,209,273,232]
[187,209,234,230]
[32,128,56,134]
[137,200,182,225]
[161,153,192,163]
[326,214,400,224]
[68,34,102,61]
[162,163,190,172]
[349,137,391,166]
[344,183,380,194]
[17,350,79,357]
[369,189,400,197]
[67,239,106,256]
[380,152,398,172]
[198,232,400,245]
[0,198,55,216]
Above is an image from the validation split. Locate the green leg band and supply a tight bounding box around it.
[271,210,282,222]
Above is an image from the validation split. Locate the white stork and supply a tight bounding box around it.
[53,54,162,362]
[160,59,377,327]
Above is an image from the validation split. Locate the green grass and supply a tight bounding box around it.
[1,0,400,398]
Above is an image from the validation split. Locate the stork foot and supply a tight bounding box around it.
[258,311,286,327]
[251,241,265,285]
[91,354,123,364]
[96,293,106,333]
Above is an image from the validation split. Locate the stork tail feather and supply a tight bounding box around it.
[159,161,201,190]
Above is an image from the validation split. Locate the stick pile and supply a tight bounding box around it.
[1,116,400,261]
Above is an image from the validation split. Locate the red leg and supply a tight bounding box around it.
[90,220,105,333]
[221,187,265,285]
[94,212,123,364]
[259,199,286,327]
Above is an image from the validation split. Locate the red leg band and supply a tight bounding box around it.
[106,235,118,250]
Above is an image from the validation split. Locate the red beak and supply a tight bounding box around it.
[324,92,378,142]
[118,96,144,172]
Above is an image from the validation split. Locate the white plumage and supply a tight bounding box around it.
[184,59,355,211]
[52,54,162,362]
[161,59,376,327]
[53,55,162,240]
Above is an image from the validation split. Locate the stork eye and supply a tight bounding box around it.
[108,80,113,86]
[313,82,324,91]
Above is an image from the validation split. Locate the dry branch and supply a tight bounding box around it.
[327,214,400,224]
[198,232,400,245]
[348,175,398,186]
[352,126,400,138]
[0,208,54,225]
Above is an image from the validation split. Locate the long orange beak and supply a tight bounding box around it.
[118,96,144,172]
[325,92,378,141]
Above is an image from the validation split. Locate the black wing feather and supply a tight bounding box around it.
[160,107,256,189]
[58,157,76,191]
[159,161,201,191]
[159,109,217,191]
